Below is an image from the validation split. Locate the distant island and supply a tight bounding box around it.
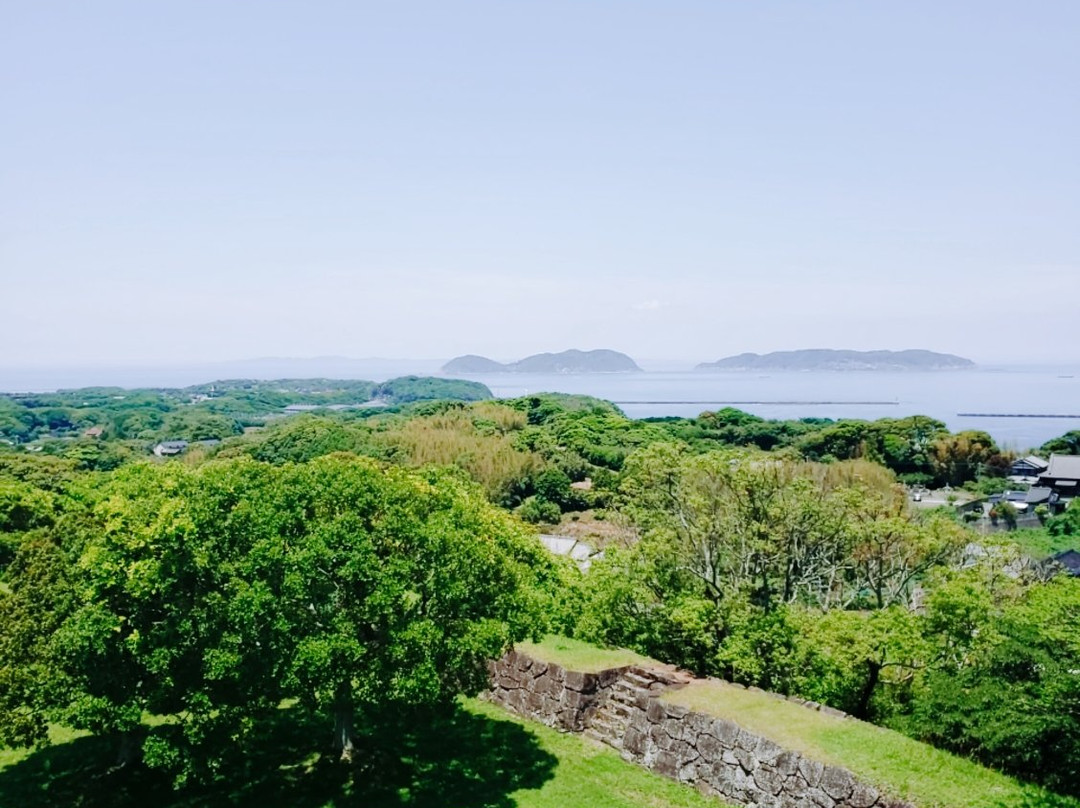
[443,349,642,374]
[696,349,976,372]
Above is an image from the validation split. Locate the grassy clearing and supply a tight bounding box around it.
[517,634,658,673]
[665,680,1077,808]
[0,698,730,808]
[1006,527,1078,560]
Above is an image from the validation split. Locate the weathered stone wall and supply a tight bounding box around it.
[488,650,914,808]
[621,698,910,808]
[487,649,624,732]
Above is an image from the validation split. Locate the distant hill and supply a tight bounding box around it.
[440,355,508,373]
[696,349,975,372]
[443,349,641,374]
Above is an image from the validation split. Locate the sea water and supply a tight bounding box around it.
[454,367,1080,450]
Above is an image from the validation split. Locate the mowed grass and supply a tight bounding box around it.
[465,699,734,808]
[0,698,731,808]
[516,634,658,673]
[665,680,1078,808]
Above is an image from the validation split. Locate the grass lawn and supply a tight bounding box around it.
[516,634,658,673]
[665,680,1078,808]
[1005,527,1078,560]
[0,698,731,808]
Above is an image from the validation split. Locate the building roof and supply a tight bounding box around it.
[1025,487,1054,505]
[1013,455,1049,471]
[1044,454,1080,480]
[1052,549,1080,576]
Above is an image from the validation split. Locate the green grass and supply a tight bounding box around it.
[664,680,1078,808]
[0,699,730,808]
[465,700,733,808]
[516,635,658,673]
[1005,526,1078,560]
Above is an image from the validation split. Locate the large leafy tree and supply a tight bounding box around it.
[2,454,550,783]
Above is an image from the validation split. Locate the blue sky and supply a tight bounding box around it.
[2,1,1077,366]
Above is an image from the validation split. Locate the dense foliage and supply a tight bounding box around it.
[3,387,1080,799]
[0,454,556,785]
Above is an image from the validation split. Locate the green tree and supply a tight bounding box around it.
[9,454,550,782]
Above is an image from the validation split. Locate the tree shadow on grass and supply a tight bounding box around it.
[996,791,1080,808]
[0,703,558,808]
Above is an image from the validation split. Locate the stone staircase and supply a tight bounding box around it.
[584,667,681,748]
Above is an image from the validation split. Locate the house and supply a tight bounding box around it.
[153,440,189,457]
[1037,454,1080,506]
[988,490,1032,511]
[1008,455,1049,482]
[82,426,105,439]
[1051,549,1080,577]
[1024,486,1058,510]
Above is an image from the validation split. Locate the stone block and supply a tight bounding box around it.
[753,765,787,796]
[806,786,837,808]
[798,756,825,788]
[524,690,543,714]
[646,700,668,724]
[696,731,723,762]
[662,718,683,740]
[711,718,741,745]
[773,749,800,779]
[686,711,713,737]
[734,746,757,773]
[754,735,783,765]
[654,750,680,779]
[650,724,673,751]
[622,726,647,757]
[563,688,584,710]
[736,727,760,751]
[664,702,691,720]
[820,766,854,801]
[847,782,881,808]
[785,771,809,798]
[564,669,589,692]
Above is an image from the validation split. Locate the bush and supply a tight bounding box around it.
[518,496,561,525]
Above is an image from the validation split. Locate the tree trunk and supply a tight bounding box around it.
[854,660,881,720]
[332,681,356,762]
[111,730,137,771]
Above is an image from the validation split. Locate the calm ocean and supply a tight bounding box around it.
[455,367,1080,451]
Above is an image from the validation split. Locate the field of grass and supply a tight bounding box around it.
[1006,526,1078,560]
[665,680,1078,808]
[0,699,730,808]
[516,635,658,673]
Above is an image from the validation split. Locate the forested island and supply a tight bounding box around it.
[2,384,1079,807]
[443,349,642,374]
[697,349,975,372]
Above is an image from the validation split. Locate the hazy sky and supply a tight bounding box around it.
[3,1,1078,367]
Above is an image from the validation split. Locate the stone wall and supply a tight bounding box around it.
[487,649,624,732]
[488,650,914,808]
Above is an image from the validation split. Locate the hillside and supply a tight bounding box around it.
[696,349,975,372]
[522,636,1071,808]
[443,349,641,374]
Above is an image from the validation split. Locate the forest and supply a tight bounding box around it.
[2,381,1079,804]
